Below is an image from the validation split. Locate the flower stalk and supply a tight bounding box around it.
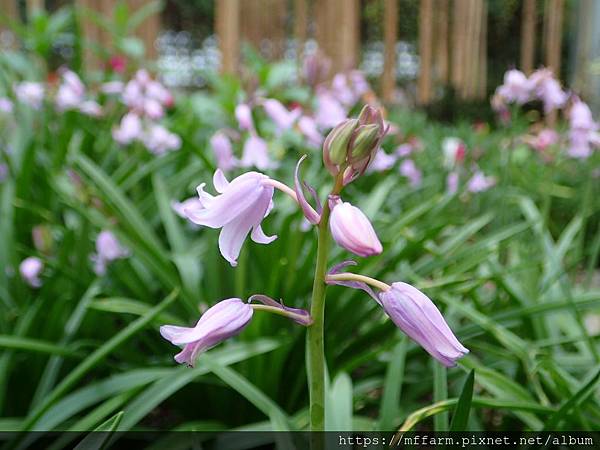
[306,175,344,432]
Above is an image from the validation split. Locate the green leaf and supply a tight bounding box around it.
[73,411,123,450]
[326,372,353,431]
[379,337,407,431]
[449,370,475,431]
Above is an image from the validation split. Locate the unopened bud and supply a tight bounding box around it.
[324,119,359,168]
[350,124,380,160]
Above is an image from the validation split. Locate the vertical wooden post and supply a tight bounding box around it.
[435,0,450,85]
[451,0,466,94]
[26,0,43,16]
[337,0,359,71]
[316,0,359,73]
[571,0,593,98]
[418,0,433,104]
[382,0,398,102]
[521,0,536,74]
[294,0,308,59]
[0,0,20,43]
[544,0,564,77]
[216,0,240,74]
[478,0,488,99]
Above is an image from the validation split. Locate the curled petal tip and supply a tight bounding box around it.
[294,155,321,225]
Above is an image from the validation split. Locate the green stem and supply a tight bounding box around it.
[306,176,343,434]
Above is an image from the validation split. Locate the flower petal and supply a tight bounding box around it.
[251,224,277,244]
[294,155,321,224]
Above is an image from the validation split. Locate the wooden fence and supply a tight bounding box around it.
[2,0,569,105]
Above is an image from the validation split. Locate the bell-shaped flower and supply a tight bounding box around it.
[379,282,469,367]
[297,116,323,148]
[241,135,276,170]
[446,171,459,195]
[315,90,347,129]
[326,264,468,367]
[399,159,422,188]
[210,131,238,171]
[529,68,567,113]
[183,170,276,266]
[0,97,13,114]
[91,230,129,276]
[142,124,181,155]
[496,69,532,105]
[14,82,45,110]
[367,148,397,172]
[302,51,331,88]
[161,295,311,366]
[112,112,143,145]
[263,99,301,132]
[467,170,496,193]
[20,256,43,288]
[160,298,253,366]
[235,103,255,132]
[329,197,382,257]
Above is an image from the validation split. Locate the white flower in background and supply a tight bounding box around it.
[142,124,181,155]
[14,82,45,109]
[112,112,143,145]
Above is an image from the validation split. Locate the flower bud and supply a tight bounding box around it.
[379,282,469,367]
[329,198,382,257]
[350,124,380,160]
[322,105,388,183]
[324,119,359,169]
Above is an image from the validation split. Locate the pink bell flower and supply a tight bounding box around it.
[112,112,143,145]
[379,283,469,367]
[368,149,397,172]
[14,82,45,110]
[210,131,238,171]
[297,116,323,148]
[467,170,496,193]
[263,98,301,132]
[161,298,254,366]
[0,97,13,114]
[241,135,276,170]
[183,170,277,266]
[19,256,43,288]
[399,159,422,187]
[235,103,255,132]
[496,69,532,105]
[529,68,567,113]
[446,171,459,195]
[142,124,181,155]
[91,230,129,276]
[329,198,382,257]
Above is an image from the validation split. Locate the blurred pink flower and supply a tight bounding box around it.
[497,69,532,105]
[467,170,496,193]
[446,171,459,195]
[235,103,255,132]
[91,230,129,275]
[368,148,397,172]
[112,112,143,145]
[530,68,567,113]
[263,98,301,132]
[14,82,45,109]
[210,131,237,171]
[20,256,43,288]
[142,124,181,155]
[315,91,347,129]
[297,116,323,148]
[241,135,276,170]
[399,159,422,187]
[0,97,14,114]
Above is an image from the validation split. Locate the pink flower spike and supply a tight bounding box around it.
[399,159,422,187]
[329,197,382,257]
[294,155,321,225]
[183,171,276,266]
[446,172,459,195]
[160,298,253,366]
